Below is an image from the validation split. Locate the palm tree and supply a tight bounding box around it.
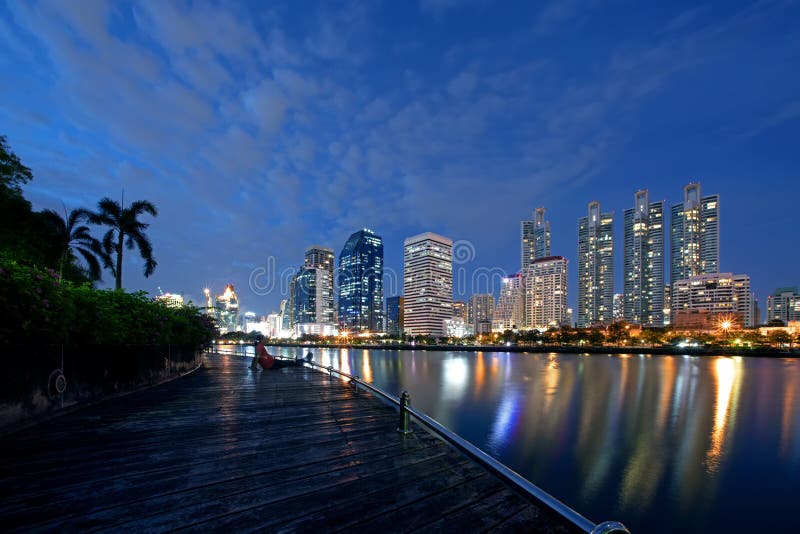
[40,207,103,281]
[90,197,158,290]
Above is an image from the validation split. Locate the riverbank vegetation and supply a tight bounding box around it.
[218,323,797,355]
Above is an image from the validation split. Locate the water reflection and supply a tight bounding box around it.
[706,357,741,472]
[306,347,800,532]
[362,349,372,383]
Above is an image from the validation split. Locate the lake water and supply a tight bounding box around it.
[256,347,800,532]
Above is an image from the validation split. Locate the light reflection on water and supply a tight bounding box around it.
[262,346,800,532]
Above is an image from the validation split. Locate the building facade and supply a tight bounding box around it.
[304,245,335,324]
[452,300,468,322]
[293,267,321,324]
[338,229,384,333]
[672,273,754,328]
[613,293,623,321]
[767,287,800,325]
[577,201,614,327]
[208,284,239,334]
[521,207,551,273]
[623,190,665,326]
[493,274,525,331]
[670,183,720,289]
[385,296,404,337]
[468,293,494,334]
[526,256,568,329]
[403,232,453,337]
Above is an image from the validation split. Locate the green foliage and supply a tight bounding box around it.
[0,135,33,198]
[768,330,792,347]
[587,329,605,345]
[0,257,215,347]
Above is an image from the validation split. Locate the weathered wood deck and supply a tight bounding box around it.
[0,353,569,532]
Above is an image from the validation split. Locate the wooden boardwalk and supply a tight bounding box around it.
[0,353,569,532]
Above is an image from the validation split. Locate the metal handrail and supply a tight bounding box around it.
[305,359,630,534]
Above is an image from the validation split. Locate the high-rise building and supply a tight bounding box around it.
[338,229,384,333]
[468,293,494,334]
[493,274,525,331]
[305,245,334,272]
[526,256,568,329]
[521,207,551,273]
[385,296,404,337]
[767,287,800,324]
[670,183,720,289]
[403,232,453,337]
[577,201,614,328]
[214,284,239,333]
[279,299,290,334]
[623,190,665,326]
[155,292,184,308]
[452,300,468,322]
[613,293,624,321]
[293,267,321,324]
[304,246,335,324]
[672,273,754,328]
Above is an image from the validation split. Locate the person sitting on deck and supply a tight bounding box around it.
[252,341,310,370]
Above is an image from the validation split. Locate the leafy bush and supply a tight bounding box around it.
[0,256,215,347]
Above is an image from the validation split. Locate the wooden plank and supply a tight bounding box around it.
[0,353,567,533]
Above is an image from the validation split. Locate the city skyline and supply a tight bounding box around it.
[136,177,781,328]
[1,1,798,317]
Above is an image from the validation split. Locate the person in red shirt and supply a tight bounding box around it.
[252,340,311,369]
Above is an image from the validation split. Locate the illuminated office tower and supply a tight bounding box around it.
[577,201,614,328]
[403,232,452,337]
[304,245,335,324]
[521,207,551,273]
[623,190,665,326]
[670,182,720,288]
[526,256,568,329]
[493,274,525,331]
[338,229,384,332]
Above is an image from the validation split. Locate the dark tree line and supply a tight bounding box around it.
[1,135,157,289]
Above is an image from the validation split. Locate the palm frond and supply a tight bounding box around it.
[76,246,103,281]
[131,231,157,278]
[128,199,158,218]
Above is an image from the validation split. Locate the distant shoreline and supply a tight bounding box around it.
[243,341,797,358]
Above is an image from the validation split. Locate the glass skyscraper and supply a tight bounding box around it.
[293,267,319,325]
[623,190,665,326]
[577,201,614,328]
[521,207,551,273]
[338,229,384,333]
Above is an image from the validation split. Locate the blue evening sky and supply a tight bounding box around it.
[1,0,798,318]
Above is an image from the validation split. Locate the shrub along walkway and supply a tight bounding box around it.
[0,353,568,532]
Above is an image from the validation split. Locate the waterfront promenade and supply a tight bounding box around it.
[0,353,568,532]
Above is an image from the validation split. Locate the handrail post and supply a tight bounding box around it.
[397,390,413,434]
